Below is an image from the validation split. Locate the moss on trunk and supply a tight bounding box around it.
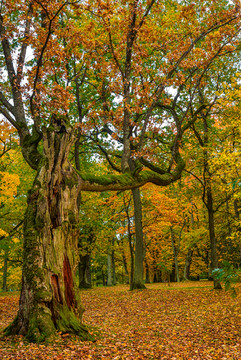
[130,281,146,290]
[4,128,92,343]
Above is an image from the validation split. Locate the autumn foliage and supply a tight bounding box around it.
[2,0,241,352]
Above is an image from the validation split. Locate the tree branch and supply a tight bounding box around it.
[0,91,15,116]
[0,106,19,130]
[79,155,185,192]
[16,2,34,86]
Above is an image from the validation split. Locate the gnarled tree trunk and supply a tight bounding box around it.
[5,129,91,342]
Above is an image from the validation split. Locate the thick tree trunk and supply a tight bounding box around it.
[5,130,91,342]
[131,188,146,290]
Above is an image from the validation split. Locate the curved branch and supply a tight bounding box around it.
[0,91,15,116]
[139,157,167,175]
[96,143,121,173]
[0,106,19,130]
[183,168,204,187]
[78,155,185,192]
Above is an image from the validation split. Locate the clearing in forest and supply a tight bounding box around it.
[0,282,241,359]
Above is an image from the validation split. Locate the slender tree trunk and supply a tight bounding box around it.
[170,262,176,282]
[122,253,129,284]
[107,253,112,286]
[78,255,91,289]
[174,256,180,282]
[170,227,180,283]
[153,271,157,283]
[102,268,106,286]
[5,130,91,342]
[225,196,235,264]
[111,246,116,285]
[124,195,134,289]
[145,260,150,283]
[233,199,241,265]
[183,249,193,280]
[207,187,222,289]
[157,269,162,282]
[78,259,85,288]
[128,230,134,290]
[86,255,92,286]
[2,248,8,292]
[131,188,146,290]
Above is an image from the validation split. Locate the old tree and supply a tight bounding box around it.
[0,0,240,342]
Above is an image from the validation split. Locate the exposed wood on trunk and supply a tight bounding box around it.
[51,275,63,305]
[63,255,76,310]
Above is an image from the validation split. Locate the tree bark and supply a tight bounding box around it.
[170,227,180,283]
[5,129,91,343]
[193,110,222,290]
[111,245,116,286]
[233,199,241,266]
[183,249,193,280]
[122,253,129,284]
[145,260,150,284]
[107,253,112,286]
[101,268,106,286]
[86,256,92,287]
[127,223,134,290]
[78,255,92,289]
[207,187,222,289]
[131,188,146,290]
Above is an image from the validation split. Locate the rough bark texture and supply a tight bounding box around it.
[5,129,91,343]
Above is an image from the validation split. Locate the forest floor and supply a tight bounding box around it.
[0,281,241,359]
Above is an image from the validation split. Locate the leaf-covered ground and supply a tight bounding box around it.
[0,282,241,359]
